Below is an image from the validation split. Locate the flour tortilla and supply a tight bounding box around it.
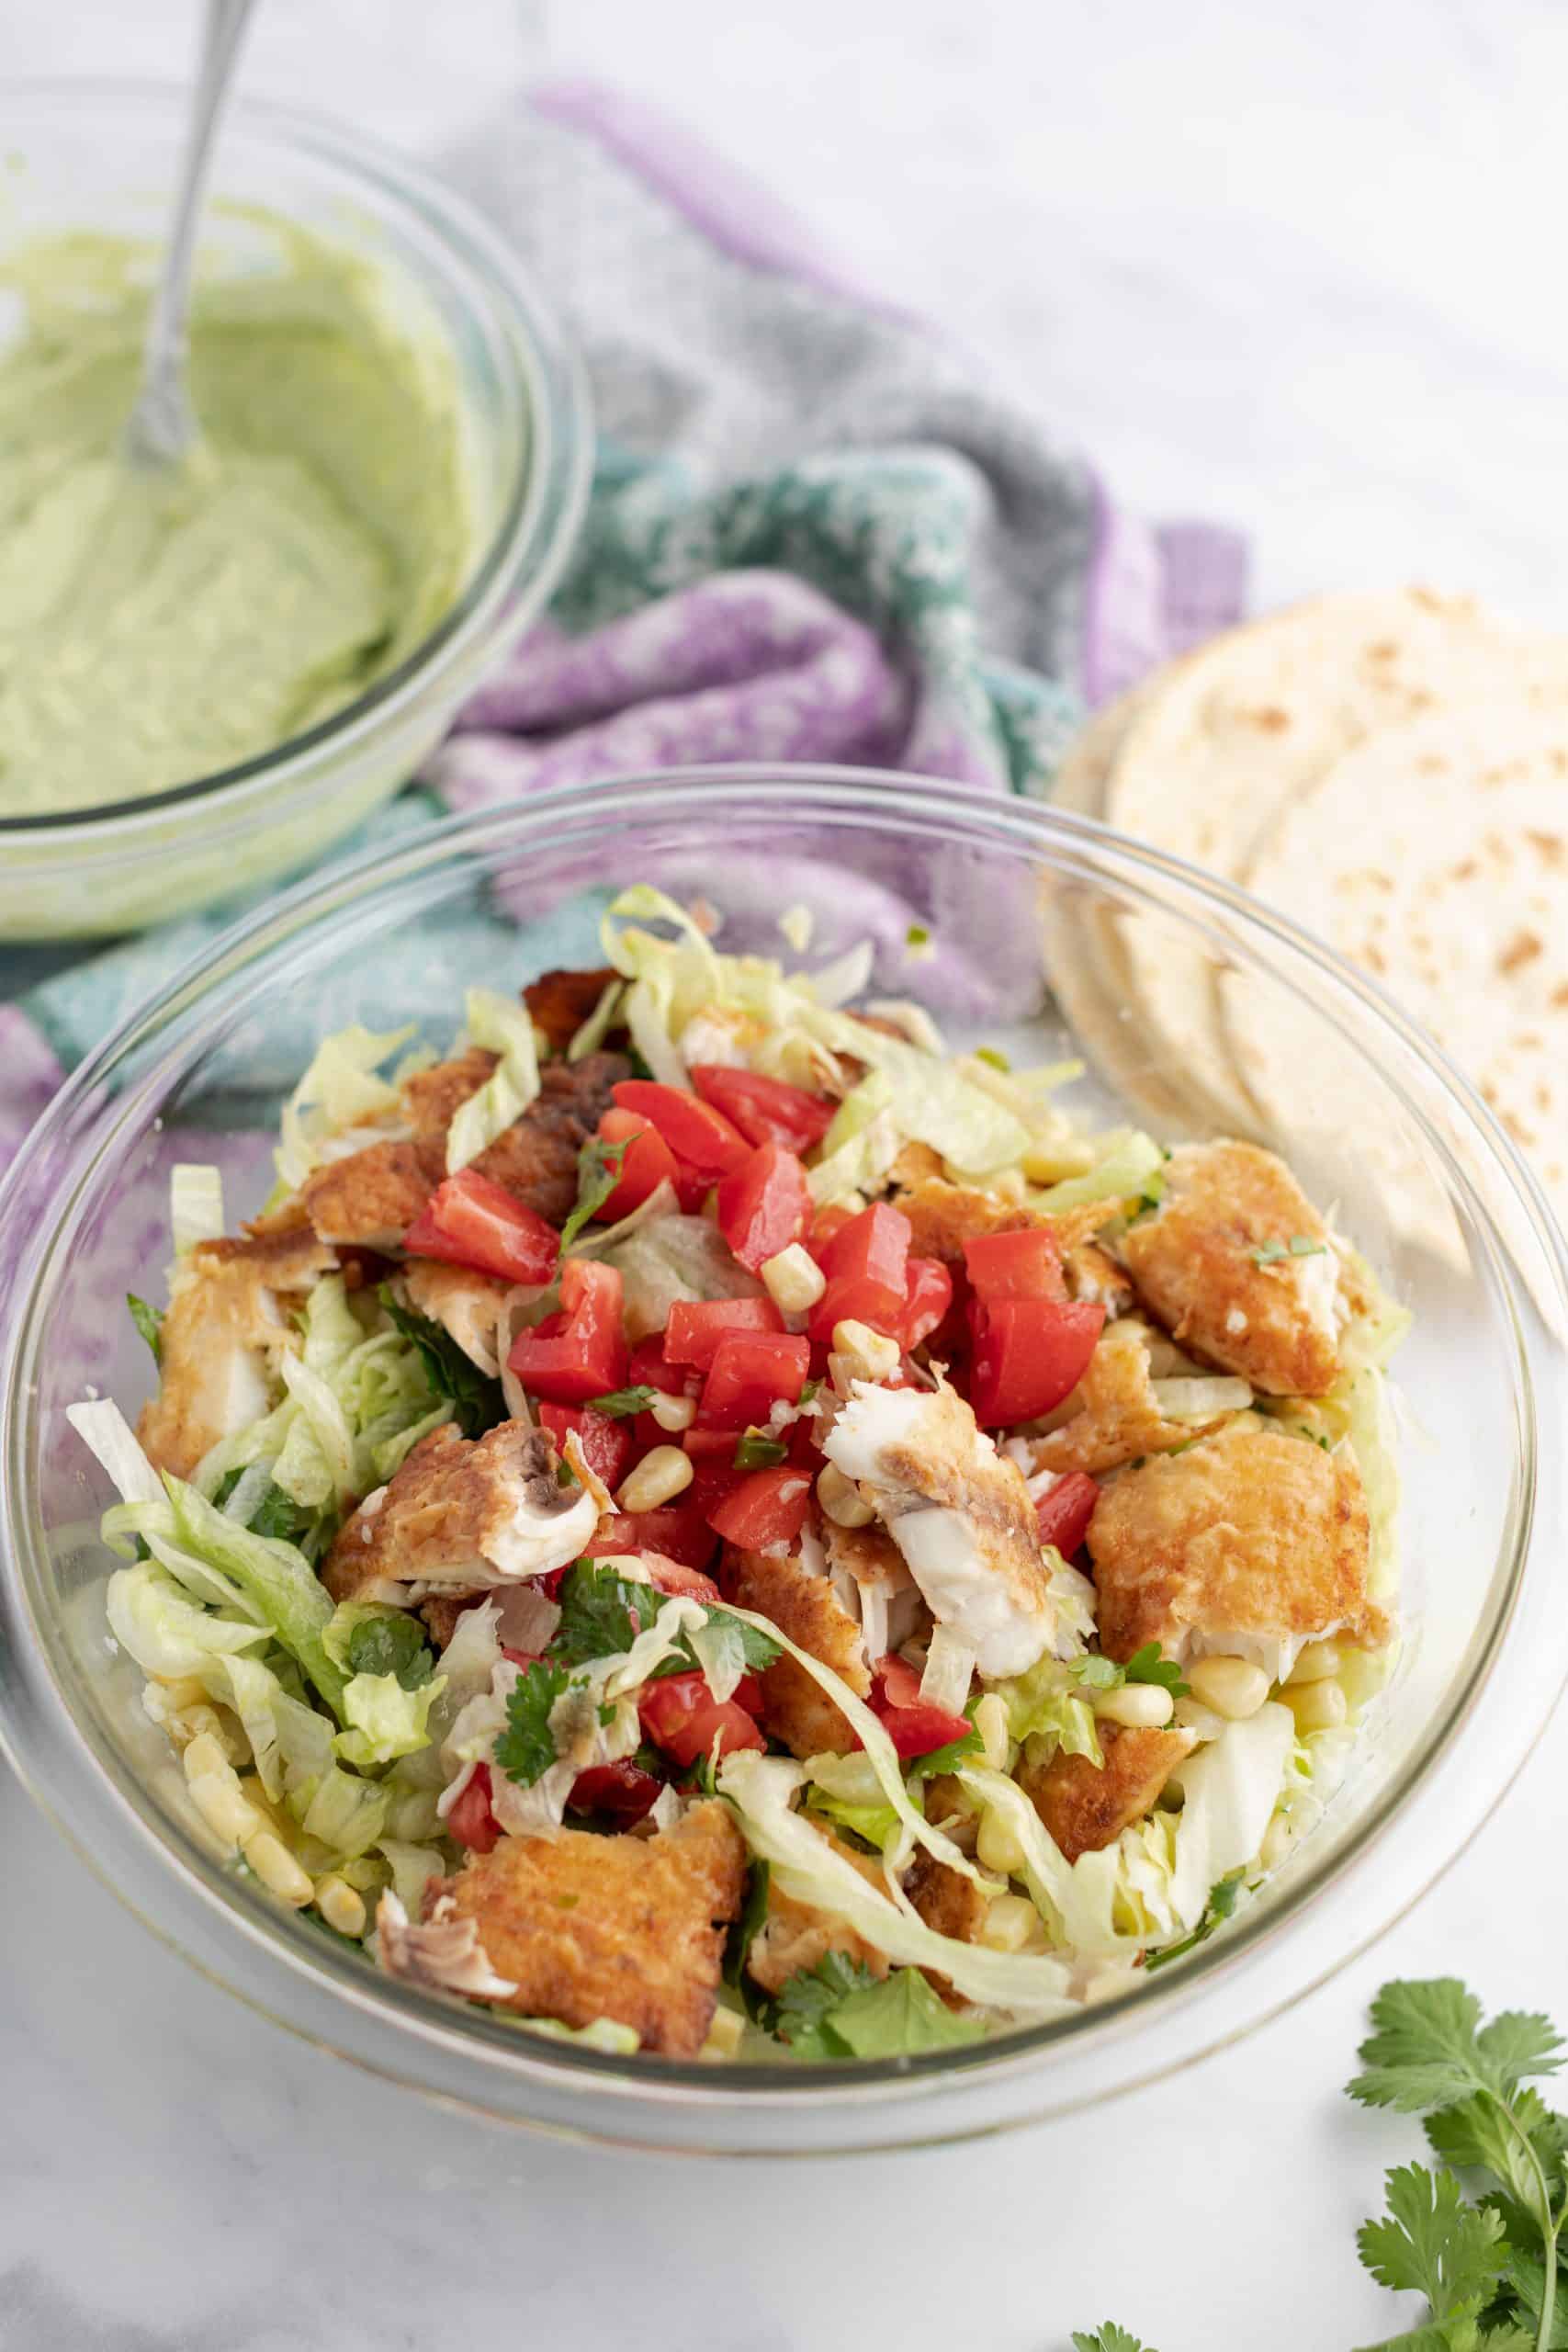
[1232,705,1568,1243]
[1101,588,1568,1132]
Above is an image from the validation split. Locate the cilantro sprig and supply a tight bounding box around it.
[378,1286,506,1439]
[763,1951,983,2061]
[551,1561,780,1682]
[1068,1643,1190,1701]
[494,1657,574,1785]
[127,1293,164,1364]
[584,1385,660,1419]
[1079,1975,1567,2350]
[559,1132,633,1249]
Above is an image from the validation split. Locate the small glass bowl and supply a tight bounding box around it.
[0,82,590,940]
[1,771,1563,2153]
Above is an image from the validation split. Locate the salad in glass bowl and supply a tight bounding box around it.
[70,886,1406,2064]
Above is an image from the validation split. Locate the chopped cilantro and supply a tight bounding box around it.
[798,1377,822,1408]
[1122,1642,1190,1699]
[734,1427,788,1469]
[1145,1871,1246,1971]
[724,1858,772,1991]
[378,1286,505,1438]
[127,1293,164,1365]
[343,1611,434,1691]
[559,1132,633,1249]
[583,1385,659,1419]
[766,1953,984,2059]
[905,922,931,950]
[494,1657,573,1785]
[211,1466,321,1552]
[551,1561,781,1681]
[975,1046,1010,1072]
[905,1718,984,1778]
[770,1951,880,2057]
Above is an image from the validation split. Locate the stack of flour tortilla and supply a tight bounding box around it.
[1050,587,1568,1230]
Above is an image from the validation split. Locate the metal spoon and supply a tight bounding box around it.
[122,0,259,471]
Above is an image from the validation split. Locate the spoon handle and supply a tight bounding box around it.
[125,0,259,468]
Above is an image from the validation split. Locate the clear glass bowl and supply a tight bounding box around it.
[1,771,1563,2154]
[0,82,590,941]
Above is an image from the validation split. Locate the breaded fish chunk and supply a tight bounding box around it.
[434,1800,746,2055]
[1121,1140,1344,1397]
[888,1177,1114,1270]
[467,1051,629,1227]
[824,1381,1056,1677]
[746,1823,891,1996]
[301,1136,446,1250]
[725,1546,870,1758]
[1029,1318,1229,1478]
[400,1047,498,1138]
[400,1259,513,1374]
[905,1849,987,2006]
[137,1226,335,1479]
[524,965,620,1052]
[1087,1422,1385,1665]
[322,1420,598,1603]
[1020,1723,1196,1863]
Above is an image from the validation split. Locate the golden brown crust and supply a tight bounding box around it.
[400,1259,512,1371]
[136,1227,335,1480]
[745,1824,890,1996]
[887,1178,1115,1269]
[821,1519,908,1590]
[437,1801,746,2056]
[468,1051,630,1226]
[322,1419,586,1602]
[524,966,621,1052]
[400,1048,498,1139]
[301,1136,446,1250]
[905,1849,987,2007]
[1020,1723,1196,1862]
[1030,1318,1227,1478]
[919,1773,978,1851]
[1121,1140,1341,1396]
[1087,1422,1385,1661]
[725,1546,869,1758]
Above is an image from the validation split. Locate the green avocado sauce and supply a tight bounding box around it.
[0,215,474,816]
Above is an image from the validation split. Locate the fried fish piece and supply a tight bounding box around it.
[1086,1421,1386,1667]
[301,1136,446,1251]
[887,1177,1114,1269]
[904,1848,987,2007]
[399,1258,513,1374]
[1120,1140,1346,1397]
[137,1225,336,1479]
[1028,1318,1230,1478]
[1020,1723,1196,1863]
[322,1419,598,1604]
[430,1800,746,2056]
[400,1047,498,1139]
[725,1545,870,1759]
[745,1822,891,1996]
[823,1381,1056,1677]
[467,1051,629,1227]
[523,965,621,1052]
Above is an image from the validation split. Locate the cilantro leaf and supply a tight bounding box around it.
[1350,1982,1564,2117]
[824,1967,987,2059]
[724,1858,771,1993]
[771,1951,880,2058]
[1427,2087,1567,2212]
[1068,1655,1123,1692]
[1071,2328,1156,2352]
[1122,1643,1190,1699]
[1144,1872,1247,1972]
[1357,2165,1507,2329]
[494,1658,572,1785]
[127,1293,164,1364]
[211,1466,324,1554]
[584,1385,659,1419]
[905,1720,984,1779]
[551,1561,780,1680]
[378,1287,506,1438]
[343,1611,434,1691]
[559,1132,633,1250]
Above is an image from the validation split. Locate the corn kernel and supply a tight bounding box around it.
[244,1830,314,1905]
[761,1242,826,1316]
[975,1691,1011,1771]
[649,1389,697,1433]
[1284,1679,1348,1733]
[187,1770,265,1848]
[699,2006,747,2062]
[1092,1682,1174,1730]
[817,1462,874,1527]
[616,1445,694,1513]
[830,1318,901,1385]
[152,1674,208,1712]
[1187,1655,1270,1722]
[182,1731,231,1785]
[1173,1693,1226,1742]
[1287,1641,1343,1686]
[976,1808,1028,1878]
[315,1873,367,1939]
[981,1893,1047,1953]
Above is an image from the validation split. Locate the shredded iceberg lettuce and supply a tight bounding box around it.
[1032,1127,1165,1212]
[276,1024,412,1190]
[333,1669,446,1770]
[170,1163,225,1256]
[446,988,543,1173]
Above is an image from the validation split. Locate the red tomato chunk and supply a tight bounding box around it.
[611,1080,750,1182]
[965,1296,1104,1427]
[716,1141,811,1273]
[963,1226,1067,1303]
[568,1761,664,1824]
[870,1654,972,1760]
[1034,1469,1100,1558]
[593,1107,684,1221]
[690,1065,837,1153]
[705,1464,815,1549]
[536,1401,633,1492]
[507,1260,628,1404]
[699,1330,812,1430]
[637,1670,764,1767]
[586,1507,718,1572]
[664,1295,784,1368]
[403,1169,559,1286]
[446,1761,501,1853]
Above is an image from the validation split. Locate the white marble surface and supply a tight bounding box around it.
[7,6,1568,2346]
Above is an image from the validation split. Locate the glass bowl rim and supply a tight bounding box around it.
[0,76,592,840]
[3,766,1563,2136]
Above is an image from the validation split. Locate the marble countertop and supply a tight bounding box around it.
[7,6,1568,2346]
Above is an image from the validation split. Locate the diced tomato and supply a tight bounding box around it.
[637,1551,722,1602]
[637,1670,764,1767]
[664,1295,784,1368]
[569,1760,664,1824]
[507,1259,628,1404]
[690,1065,837,1153]
[402,1168,560,1286]
[897,1257,953,1349]
[626,1334,700,1398]
[699,1330,812,1430]
[869,1655,972,1760]
[816,1201,912,1289]
[963,1227,1067,1303]
[593,1107,684,1222]
[611,1081,750,1182]
[1034,1469,1101,1558]
[716,1141,811,1274]
[682,1424,742,1462]
[536,1400,633,1492]
[965,1296,1105,1427]
[807,1270,908,1345]
[705,1463,815,1549]
[586,1505,718,1571]
[808,1204,856,1254]
[446,1762,501,1853]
